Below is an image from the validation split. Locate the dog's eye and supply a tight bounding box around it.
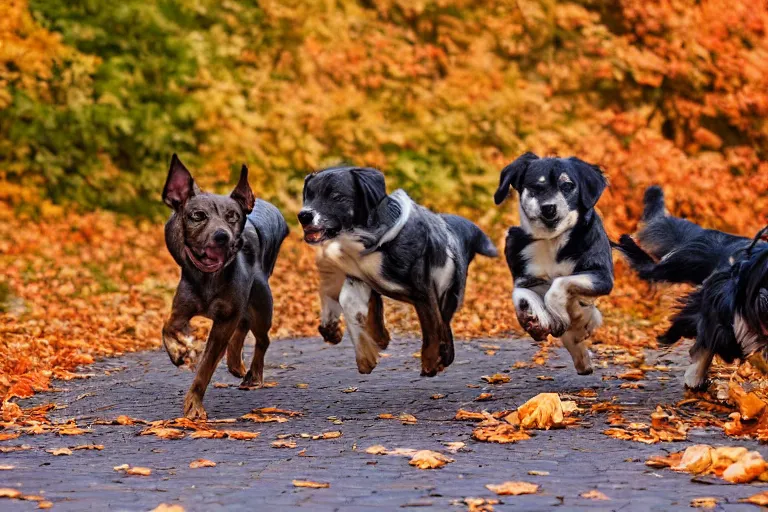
[226,211,240,223]
[330,192,347,202]
[560,182,575,193]
[188,211,207,222]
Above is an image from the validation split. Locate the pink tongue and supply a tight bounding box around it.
[203,246,225,263]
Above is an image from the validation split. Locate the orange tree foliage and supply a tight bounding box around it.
[1,0,768,400]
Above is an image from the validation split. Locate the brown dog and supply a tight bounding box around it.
[161,155,288,419]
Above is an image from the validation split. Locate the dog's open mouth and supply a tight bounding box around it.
[303,226,327,244]
[184,245,226,273]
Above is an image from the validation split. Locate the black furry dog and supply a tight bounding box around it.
[298,166,498,377]
[615,185,768,388]
[162,154,288,419]
[494,152,614,375]
[614,185,755,286]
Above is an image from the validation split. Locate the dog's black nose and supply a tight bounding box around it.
[541,204,558,220]
[213,229,230,246]
[298,210,313,226]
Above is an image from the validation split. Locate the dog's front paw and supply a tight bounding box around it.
[162,325,199,367]
[516,299,551,341]
[183,392,207,421]
[319,321,344,345]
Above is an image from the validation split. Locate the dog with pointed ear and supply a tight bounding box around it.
[495,152,613,376]
[161,153,289,420]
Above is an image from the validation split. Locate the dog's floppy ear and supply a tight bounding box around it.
[162,154,196,211]
[302,172,315,201]
[352,167,387,226]
[494,152,539,205]
[568,157,607,210]
[231,164,255,214]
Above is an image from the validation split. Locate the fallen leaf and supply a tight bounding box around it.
[581,490,609,500]
[536,375,554,381]
[473,424,531,444]
[295,383,308,389]
[528,470,549,476]
[189,459,216,469]
[0,488,22,499]
[342,387,358,393]
[409,450,454,469]
[293,480,329,489]
[443,442,466,453]
[455,409,487,421]
[518,393,564,429]
[741,491,768,506]
[73,444,104,451]
[189,429,226,439]
[475,393,493,402]
[0,465,13,470]
[271,440,297,449]
[485,481,538,496]
[365,445,388,455]
[618,369,645,381]
[378,413,396,420]
[0,433,20,442]
[140,427,185,440]
[151,504,185,512]
[674,445,714,474]
[728,383,766,420]
[431,394,445,400]
[399,413,417,425]
[690,497,718,509]
[38,501,53,509]
[46,448,72,456]
[722,451,767,483]
[312,431,341,440]
[251,407,302,417]
[223,430,260,440]
[0,445,31,453]
[213,382,230,388]
[481,373,511,384]
[241,413,288,423]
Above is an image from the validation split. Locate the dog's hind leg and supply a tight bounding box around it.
[416,291,453,376]
[242,278,274,388]
[339,278,380,374]
[185,318,239,420]
[365,291,390,350]
[317,260,345,345]
[226,320,249,379]
[560,303,598,375]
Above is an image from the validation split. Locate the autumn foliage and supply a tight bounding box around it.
[1,0,768,402]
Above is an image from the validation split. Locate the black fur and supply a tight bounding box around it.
[299,166,497,378]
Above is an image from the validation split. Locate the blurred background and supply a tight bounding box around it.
[1,0,767,399]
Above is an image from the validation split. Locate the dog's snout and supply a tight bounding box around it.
[541,204,558,220]
[298,210,313,226]
[213,229,230,246]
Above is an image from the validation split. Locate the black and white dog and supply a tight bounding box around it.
[615,186,768,388]
[494,152,614,375]
[298,166,498,377]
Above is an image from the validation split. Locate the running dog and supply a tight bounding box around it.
[161,154,288,419]
[495,152,614,375]
[298,165,498,377]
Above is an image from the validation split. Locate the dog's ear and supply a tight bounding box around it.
[569,157,607,210]
[352,167,387,226]
[162,154,196,211]
[302,172,315,201]
[231,164,255,214]
[494,152,539,205]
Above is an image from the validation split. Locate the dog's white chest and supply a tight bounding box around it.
[317,236,404,293]
[522,237,575,280]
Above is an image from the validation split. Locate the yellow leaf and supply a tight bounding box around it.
[485,481,539,495]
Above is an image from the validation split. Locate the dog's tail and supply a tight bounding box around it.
[442,214,499,260]
[611,234,656,270]
[642,185,666,222]
[248,199,289,277]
